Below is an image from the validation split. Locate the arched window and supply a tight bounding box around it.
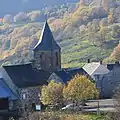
[40,52,43,59]
[40,52,45,60]
[56,52,59,66]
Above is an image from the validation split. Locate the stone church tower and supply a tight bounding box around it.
[33,21,61,71]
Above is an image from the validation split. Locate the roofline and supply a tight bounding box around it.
[33,22,47,50]
[3,63,32,68]
[33,21,60,51]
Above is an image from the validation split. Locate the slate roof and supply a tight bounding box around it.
[107,64,114,71]
[34,21,60,51]
[0,78,18,100]
[107,63,120,71]
[83,62,109,76]
[3,64,51,88]
[54,70,72,84]
[64,68,88,77]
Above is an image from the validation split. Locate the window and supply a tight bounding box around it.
[40,52,45,60]
[32,103,41,111]
[36,105,41,111]
[40,52,44,59]
[56,52,59,66]
[22,93,26,100]
[32,103,36,111]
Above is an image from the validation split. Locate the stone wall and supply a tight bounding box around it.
[10,86,41,112]
[34,50,61,71]
[19,86,41,112]
[95,66,120,98]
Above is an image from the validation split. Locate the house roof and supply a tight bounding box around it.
[33,21,60,51]
[3,64,51,88]
[107,64,114,71]
[64,68,88,77]
[83,62,109,76]
[107,63,120,71]
[0,78,18,100]
[54,70,72,84]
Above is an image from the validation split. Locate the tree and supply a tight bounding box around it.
[3,14,13,24]
[14,12,29,23]
[28,11,41,22]
[63,75,99,104]
[108,13,114,24]
[111,44,120,61]
[92,19,100,32]
[102,0,109,11]
[41,80,64,106]
[100,18,108,28]
[88,7,107,19]
[80,0,85,5]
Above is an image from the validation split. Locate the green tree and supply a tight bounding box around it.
[41,80,64,106]
[63,75,99,104]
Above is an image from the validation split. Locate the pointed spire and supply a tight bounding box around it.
[34,21,60,51]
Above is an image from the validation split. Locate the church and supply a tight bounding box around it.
[0,21,85,113]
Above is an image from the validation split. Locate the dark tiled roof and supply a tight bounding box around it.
[107,64,114,71]
[54,70,72,84]
[3,64,51,88]
[34,21,60,51]
[0,78,18,100]
[107,63,120,71]
[64,68,88,77]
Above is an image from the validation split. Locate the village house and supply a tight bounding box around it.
[83,61,120,98]
[0,21,120,117]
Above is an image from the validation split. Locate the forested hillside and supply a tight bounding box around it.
[0,0,120,68]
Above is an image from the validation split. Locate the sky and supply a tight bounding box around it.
[0,0,79,17]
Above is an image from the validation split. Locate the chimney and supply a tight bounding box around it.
[87,59,90,63]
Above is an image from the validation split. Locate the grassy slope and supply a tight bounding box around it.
[60,35,113,68]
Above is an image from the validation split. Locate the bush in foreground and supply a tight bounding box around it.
[63,75,99,105]
[41,80,64,107]
[28,112,106,120]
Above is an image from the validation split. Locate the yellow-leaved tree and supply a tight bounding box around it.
[63,75,99,104]
[41,80,64,106]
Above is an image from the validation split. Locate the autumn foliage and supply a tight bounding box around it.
[63,75,99,103]
[41,80,64,106]
[111,44,120,61]
[41,75,99,107]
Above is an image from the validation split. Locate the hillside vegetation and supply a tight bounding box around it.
[1,0,120,68]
